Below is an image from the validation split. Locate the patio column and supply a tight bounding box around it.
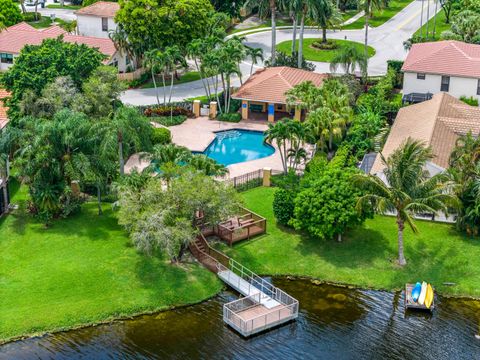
[193,100,201,118]
[294,105,301,121]
[241,100,249,120]
[209,101,217,119]
[267,103,275,122]
[262,167,272,187]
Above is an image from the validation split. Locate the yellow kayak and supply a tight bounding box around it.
[424,284,434,309]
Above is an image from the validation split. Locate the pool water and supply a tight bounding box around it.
[202,130,274,166]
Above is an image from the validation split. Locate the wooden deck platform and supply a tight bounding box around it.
[404,283,435,312]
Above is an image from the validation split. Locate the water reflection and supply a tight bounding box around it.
[1,279,480,359]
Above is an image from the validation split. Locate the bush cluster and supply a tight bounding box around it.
[216,112,241,122]
[151,127,172,145]
[144,106,194,118]
[311,40,338,50]
[153,115,187,127]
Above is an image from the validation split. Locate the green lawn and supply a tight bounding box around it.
[139,71,203,89]
[343,0,414,29]
[413,10,449,40]
[27,17,67,29]
[217,187,480,298]
[0,183,221,343]
[46,4,82,10]
[229,18,293,35]
[276,38,375,62]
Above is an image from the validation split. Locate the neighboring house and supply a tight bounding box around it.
[231,67,327,122]
[75,1,119,39]
[0,22,130,73]
[402,41,480,104]
[0,89,9,217]
[371,92,480,181]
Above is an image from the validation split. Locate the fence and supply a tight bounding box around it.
[216,207,266,246]
[117,67,146,81]
[225,170,263,191]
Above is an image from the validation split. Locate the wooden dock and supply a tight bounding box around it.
[190,233,299,337]
[404,283,435,312]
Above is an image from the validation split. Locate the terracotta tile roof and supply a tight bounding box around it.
[231,67,328,104]
[402,41,480,78]
[0,23,117,57]
[0,89,10,130]
[6,22,36,31]
[371,93,480,174]
[75,1,120,17]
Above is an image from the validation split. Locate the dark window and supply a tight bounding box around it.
[102,17,108,31]
[0,53,13,64]
[417,73,426,80]
[441,76,450,92]
[477,79,480,96]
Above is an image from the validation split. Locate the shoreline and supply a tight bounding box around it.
[2,273,479,346]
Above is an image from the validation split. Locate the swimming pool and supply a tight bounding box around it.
[201,129,274,166]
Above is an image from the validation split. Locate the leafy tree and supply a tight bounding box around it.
[3,38,105,115]
[187,154,228,176]
[117,170,242,262]
[272,170,301,226]
[0,0,23,27]
[441,10,480,43]
[439,0,461,24]
[291,162,369,241]
[354,138,457,266]
[211,0,246,18]
[116,0,216,52]
[75,66,127,118]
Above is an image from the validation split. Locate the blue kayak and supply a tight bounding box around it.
[411,282,422,302]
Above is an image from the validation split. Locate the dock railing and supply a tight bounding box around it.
[216,207,267,246]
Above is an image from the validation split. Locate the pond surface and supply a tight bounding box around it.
[2,278,480,359]
[202,130,274,166]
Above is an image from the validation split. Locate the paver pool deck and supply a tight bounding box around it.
[125,117,284,178]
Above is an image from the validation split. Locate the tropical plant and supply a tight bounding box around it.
[361,0,383,81]
[246,46,264,75]
[245,0,277,65]
[188,154,228,176]
[354,138,457,266]
[143,49,164,105]
[0,0,23,27]
[330,43,368,74]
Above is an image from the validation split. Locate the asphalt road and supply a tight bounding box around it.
[118,0,441,105]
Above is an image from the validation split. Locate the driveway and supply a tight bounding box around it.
[121,0,440,105]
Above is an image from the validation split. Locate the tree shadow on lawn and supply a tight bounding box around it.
[293,227,393,270]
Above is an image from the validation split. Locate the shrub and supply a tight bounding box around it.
[22,12,41,22]
[128,72,149,88]
[273,188,296,226]
[151,127,172,145]
[154,115,187,127]
[264,51,316,71]
[217,112,241,122]
[144,106,194,118]
[460,96,479,107]
[311,39,338,50]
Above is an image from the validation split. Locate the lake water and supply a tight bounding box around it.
[202,130,275,166]
[2,279,480,359]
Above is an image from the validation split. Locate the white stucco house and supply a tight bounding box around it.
[0,22,130,73]
[75,1,119,39]
[402,41,480,104]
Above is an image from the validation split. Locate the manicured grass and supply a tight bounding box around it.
[228,18,293,34]
[343,0,414,29]
[413,10,449,40]
[276,38,375,62]
[218,187,480,298]
[27,17,67,29]
[140,71,203,89]
[0,184,222,343]
[46,4,82,9]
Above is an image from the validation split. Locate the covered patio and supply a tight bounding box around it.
[231,66,327,122]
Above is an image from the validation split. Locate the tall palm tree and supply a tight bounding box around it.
[362,0,383,81]
[354,138,457,266]
[143,49,163,105]
[265,119,290,173]
[246,46,264,75]
[164,46,186,104]
[330,42,368,74]
[246,0,277,65]
[280,0,302,54]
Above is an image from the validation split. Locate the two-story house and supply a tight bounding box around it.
[402,41,480,104]
[75,1,119,39]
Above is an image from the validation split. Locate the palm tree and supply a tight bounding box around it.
[265,119,290,173]
[188,154,228,176]
[354,138,457,266]
[246,46,264,75]
[187,39,212,101]
[420,0,425,38]
[109,27,137,68]
[164,46,186,104]
[280,0,302,54]
[143,49,163,105]
[246,0,277,65]
[330,42,368,74]
[432,0,439,38]
[362,0,383,81]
